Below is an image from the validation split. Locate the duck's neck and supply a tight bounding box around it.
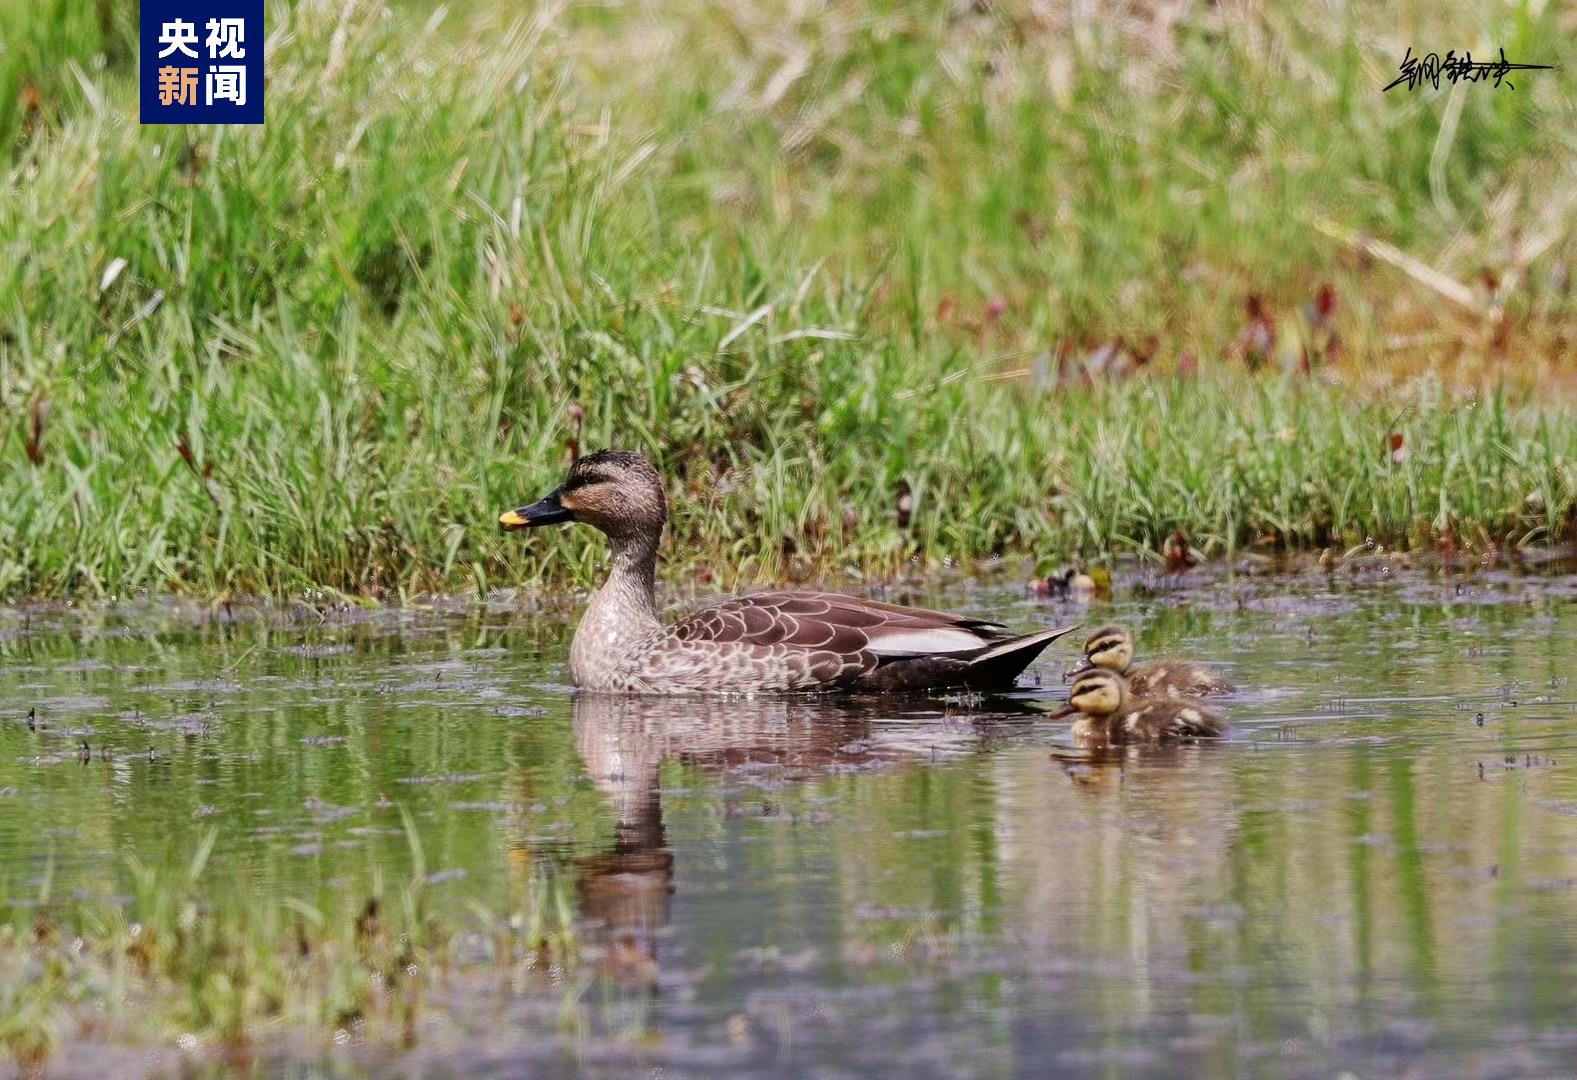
[571,528,663,686]
[596,529,662,626]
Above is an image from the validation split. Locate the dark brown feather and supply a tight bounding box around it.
[1118,699,1227,742]
[668,590,1006,654]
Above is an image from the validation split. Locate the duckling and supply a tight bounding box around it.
[1055,669,1226,745]
[1162,529,1197,574]
[1032,566,1111,600]
[1065,625,1232,697]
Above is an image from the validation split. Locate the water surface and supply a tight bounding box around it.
[4,565,1577,1076]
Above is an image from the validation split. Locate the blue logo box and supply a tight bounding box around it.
[140,0,264,124]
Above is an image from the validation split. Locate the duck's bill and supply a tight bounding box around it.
[499,492,572,530]
[1063,656,1093,680]
[1047,703,1079,720]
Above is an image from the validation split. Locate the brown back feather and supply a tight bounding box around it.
[668,590,1003,655]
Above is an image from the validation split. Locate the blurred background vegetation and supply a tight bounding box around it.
[1,0,1574,599]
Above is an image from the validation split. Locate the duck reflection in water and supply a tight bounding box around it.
[569,693,1033,986]
[570,694,877,986]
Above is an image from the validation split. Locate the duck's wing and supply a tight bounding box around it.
[669,590,1008,660]
[1131,662,1234,698]
[1122,700,1226,741]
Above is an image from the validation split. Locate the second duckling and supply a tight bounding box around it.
[1067,625,1233,697]
[1056,669,1227,746]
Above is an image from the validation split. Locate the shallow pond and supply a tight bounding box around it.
[4,563,1577,1077]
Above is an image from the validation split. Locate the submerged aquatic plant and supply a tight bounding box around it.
[0,823,581,1071]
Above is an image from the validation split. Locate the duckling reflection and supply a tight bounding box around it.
[569,693,890,986]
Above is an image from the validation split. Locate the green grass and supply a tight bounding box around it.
[1,0,1574,600]
[0,0,133,152]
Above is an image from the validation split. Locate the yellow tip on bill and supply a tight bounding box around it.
[499,509,527,528]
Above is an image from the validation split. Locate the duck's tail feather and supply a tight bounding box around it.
[963,625,1080,691]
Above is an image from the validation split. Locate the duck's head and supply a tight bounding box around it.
[500,449,667,540]
[1065,624,1134,678]
[1053,668,1130,719]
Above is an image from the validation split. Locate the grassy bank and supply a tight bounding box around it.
[2,0,1574,600]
